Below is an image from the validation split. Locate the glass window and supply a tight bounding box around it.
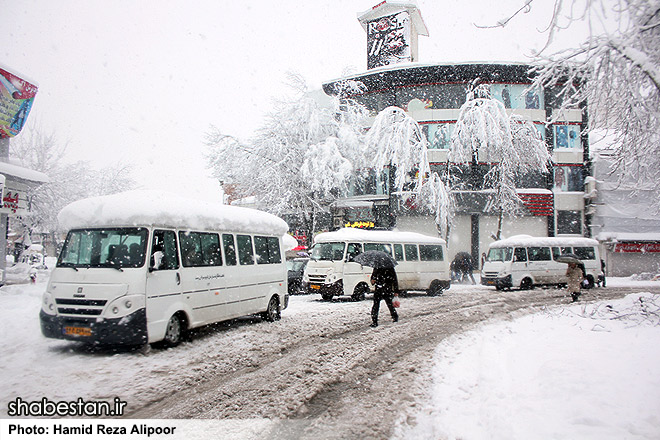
[58,228,149,269]
[574,247,596,260]
[419,244,444,261]
[237,235,254,265]
[528,247,552,261]
[490,84,544,109]
[513,247,528,262]
[346,243,363,261]
[267,237,282,264]
[554,125,581,149]
[557,211,582,235]
[554,166,584,192]
[364,243,392,255]
[150,229,179,270]
[404,244,419,261]
[222,234,237,266]
[487,247,513,262]
[552,246,573,259]
[179,232,221,267]
[310,242,345,261]
[393,244,404,261]
[254,236,270,264]
[421,123,455,150]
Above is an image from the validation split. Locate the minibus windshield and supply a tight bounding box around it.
[58,228,149,269]
[310,242,345,261]
[487,247,513,262]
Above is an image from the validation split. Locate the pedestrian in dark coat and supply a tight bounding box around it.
[370,267,398,327]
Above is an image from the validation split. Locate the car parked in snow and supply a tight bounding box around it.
[287,257,309,294]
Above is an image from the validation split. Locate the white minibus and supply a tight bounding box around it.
[481,235,603,290]
[302,228,451,301]
[40,191,289,347]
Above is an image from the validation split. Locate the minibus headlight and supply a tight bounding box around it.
[42,292,57,315]
[105,295,145,318]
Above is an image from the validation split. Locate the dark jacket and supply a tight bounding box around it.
[371,267,398,296]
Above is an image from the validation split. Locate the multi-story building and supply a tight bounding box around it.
[322,1,591,265]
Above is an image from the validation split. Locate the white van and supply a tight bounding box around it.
[481,235,603,290]
[39,191,289,347]
[302,228,451,300]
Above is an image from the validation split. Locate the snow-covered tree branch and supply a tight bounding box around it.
[495,0,660,210]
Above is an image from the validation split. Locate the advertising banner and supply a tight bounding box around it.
[0,65,38,138]
[367,11,411,69]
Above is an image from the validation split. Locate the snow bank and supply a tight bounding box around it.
[57,190,288,236]
[395,292,660,440]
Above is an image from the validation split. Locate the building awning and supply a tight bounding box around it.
[0,161,48,184]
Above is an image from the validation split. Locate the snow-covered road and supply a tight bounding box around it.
[1,278,659,439]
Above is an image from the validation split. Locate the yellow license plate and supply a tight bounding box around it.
[64,326,92,337]
[310,284,320,290]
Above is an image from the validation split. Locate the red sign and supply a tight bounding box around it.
[519,193,554,216]
[614,242,660,253]
[0,65,38,138]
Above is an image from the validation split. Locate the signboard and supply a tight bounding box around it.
[1,180,30,215]
[0,65,38,138]
[367,11,411,69]
[614,242,660,253]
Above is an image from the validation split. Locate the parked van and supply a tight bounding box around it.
[481,235,603,290]
[39,191,289,347]
[302,228,451,300]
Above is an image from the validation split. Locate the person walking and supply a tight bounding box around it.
[370,266,399,327]
[566,262,584,302]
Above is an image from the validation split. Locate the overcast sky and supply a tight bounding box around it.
[2,0,586,201]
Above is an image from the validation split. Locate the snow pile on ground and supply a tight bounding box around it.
[57,190,288,235]
[393,292,660,440]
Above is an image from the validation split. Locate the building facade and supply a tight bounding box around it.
[321,2,591,265]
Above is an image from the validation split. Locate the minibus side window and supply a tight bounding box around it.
[152,230,179,270]
[346,243,362,261]
[513,247,527,262]
[404,244,419,261]
[254,236,270,264]
[267,237,282,264]
[179,232,203,267]
[237,235,255,265]
[553,246,573,259]
[200,233,222,266]
[528,247,551,261]
[574,247,596,260]
[222,234,237,266]
[364,243,392,255]
[393,244,404,261]
[419,244,444,261]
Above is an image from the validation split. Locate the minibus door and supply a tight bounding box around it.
[145,230,183,329]
[511,247,528,286]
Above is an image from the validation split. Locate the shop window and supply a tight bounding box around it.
[554,166,584,192]
[554,125,581,149]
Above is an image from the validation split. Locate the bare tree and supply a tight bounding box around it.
[450,84,550,240]
[9,120,135,243]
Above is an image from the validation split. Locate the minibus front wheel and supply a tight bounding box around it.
[519,278,533,290]
[162,313,184,347]
[352,283,369,301]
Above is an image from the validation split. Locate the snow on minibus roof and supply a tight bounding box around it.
[489,235,599,248]
[57,190,289,236]
[313,228,446,245]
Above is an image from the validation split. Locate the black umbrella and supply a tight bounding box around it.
[556,253,585,270]
[453,252,472,263]
[352,250,397,269]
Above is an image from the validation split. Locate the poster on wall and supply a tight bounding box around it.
[554,124,581,149]
[0,65,38,138]
[367,11,411,69]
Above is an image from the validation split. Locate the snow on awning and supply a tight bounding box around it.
[0,161,48,183]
